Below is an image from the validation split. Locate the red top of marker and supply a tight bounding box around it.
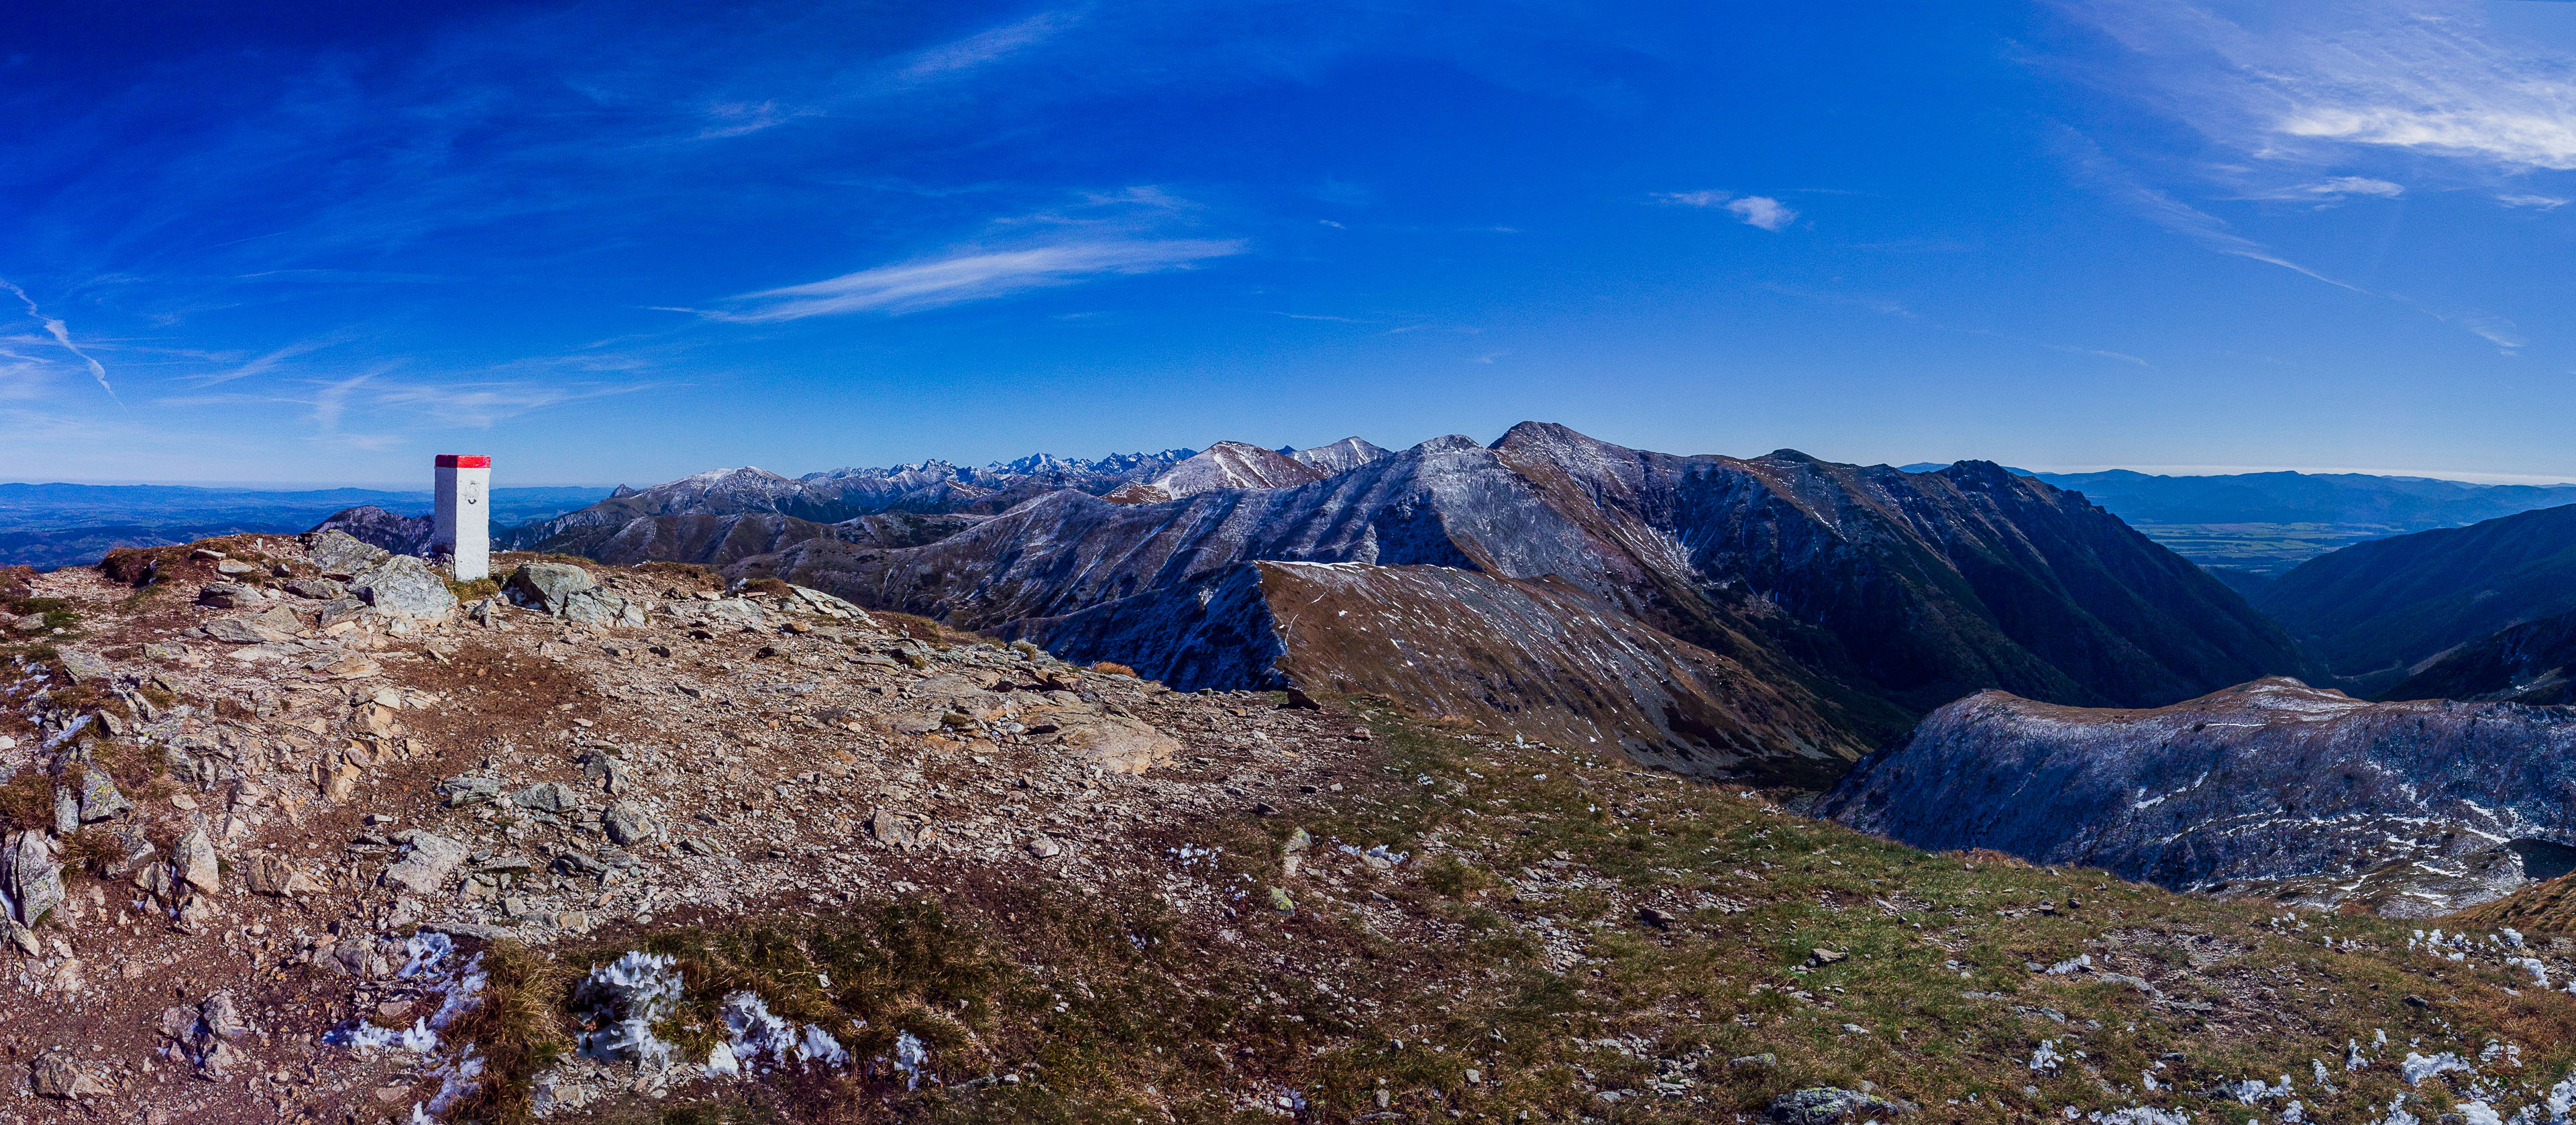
[435,455,492,468]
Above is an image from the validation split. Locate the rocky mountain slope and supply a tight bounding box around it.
[2256,502,2576,694]
[721,423,2310,775]
[2386,606,2576,704]
[1002,561,1869,785]
[5,536,2576,1124]
[1821,678,2576,915]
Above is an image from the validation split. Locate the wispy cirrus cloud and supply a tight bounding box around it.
[2498,193,2570,211]
[0,279,117,403]
[1655,190,1801,230]
[2063,0,2576,175]
[192,330,358,387]
[890,10,1081,85]
[2245,176,2404,203]
[690,237,1246,322]
[2053,129,2363,292]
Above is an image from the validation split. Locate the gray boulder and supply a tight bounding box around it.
[304,530,390,578]
[506,563,643,627]
[603,801,659,845]
[57,650,110,686]
[173,825,220,895]
[784,584,877,626]
[349,555,458,622]
[438,775,504,808]
[382,832,468,894]
[505,563,596,612]
[315,597,374,628]
[283,577,346,600]
[3,831,64,926]
[564,591,645,628]
[676,598,767,629]
[76,766,131,823]
[511,782,580,814]
[196,583,261,609]
[202,617,292,645]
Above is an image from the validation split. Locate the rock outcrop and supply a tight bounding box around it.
[1822,678,2576,914]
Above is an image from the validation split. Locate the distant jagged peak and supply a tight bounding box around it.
[608,484,638,498]
[1148,441,1326,500]
[1491,420,1620,452]
[1409,433,1487,455]
[988,449,1197,478]
[672,466,798,489]
[1286,436,1391,476]
[800,460,961,483]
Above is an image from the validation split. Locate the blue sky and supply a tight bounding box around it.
[7,0,2576,486]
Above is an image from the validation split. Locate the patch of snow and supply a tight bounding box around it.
[2031,1040,2065,1071]
[574,952,685,1071]
[892,1029,930,1089]
[2231,1076,2292,1104]
[2401,1051,2473,1085]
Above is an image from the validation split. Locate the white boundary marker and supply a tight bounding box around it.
[434,454,491,581]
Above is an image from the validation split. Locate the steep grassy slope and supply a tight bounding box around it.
[2387,606,2576,705]
[2259,504,2576,693]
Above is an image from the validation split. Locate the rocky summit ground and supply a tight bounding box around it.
[5,534,2576,1124]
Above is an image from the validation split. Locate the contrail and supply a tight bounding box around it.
[0,278,118,403]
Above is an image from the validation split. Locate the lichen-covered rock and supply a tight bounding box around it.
[2,832,62,926]
[439,775,503,808]
[76,766,130,823]
[303,529,390,578]
[349,554,458,621]
[57,650,111,684]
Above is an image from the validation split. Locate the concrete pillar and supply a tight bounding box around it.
[433,454,492,581]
